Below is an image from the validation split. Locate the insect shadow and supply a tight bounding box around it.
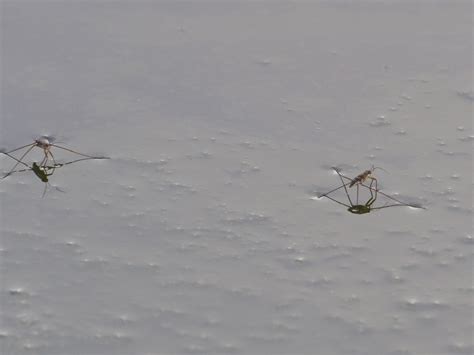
[317,167,425,214]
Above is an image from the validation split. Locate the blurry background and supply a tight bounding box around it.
[1,2,472,354]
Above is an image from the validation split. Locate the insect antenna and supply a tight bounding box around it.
[371,165,389,174]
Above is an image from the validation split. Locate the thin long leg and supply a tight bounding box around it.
[373,201,425,210]
[321,194,351,208]
[2,145,36,179]
[39,149,56,168]
[368,179,373,202]
[356,184,359,204]
[52,156,98,167]
[1,152,30,169]
[360,182,404,205]
[48,150,57,166]
[5,167,30,174]
[372,178,378,205]
[359,180,425,209]
[50,144,109,159]
[5,143,36,154]
[334,169,353,206]
[40,153,48,167]
[371,177,378,192]
[317,182,351,198]
[372,204,419,210]
[367,179,377,206]
[372,179,377,201]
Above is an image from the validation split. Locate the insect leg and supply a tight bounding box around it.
[2,145,36,179]
[47,159,57,177]
[360,180,425,209]
[40,153,48,167]
[1,151,30,168]
[367,179,376,206]
[48,150,57,167]
[50,144,109,159]
[4,143,36,154]
[372,177,378,192]
[321,194,351,208]
[334,168,354,206]
[317,183,349,198]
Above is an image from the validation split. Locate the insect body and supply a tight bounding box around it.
[348,166,385,203]
[34,136,51,150]
[349,169,374,187]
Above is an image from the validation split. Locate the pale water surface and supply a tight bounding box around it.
[1,2,472,355]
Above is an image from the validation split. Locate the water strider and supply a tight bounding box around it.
[317,167,425,214]
[1,137,109,197]
[1,135,109,179]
